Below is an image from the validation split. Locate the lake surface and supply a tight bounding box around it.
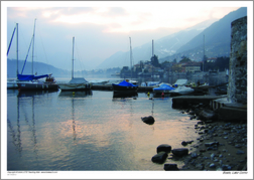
[7,87,201,171]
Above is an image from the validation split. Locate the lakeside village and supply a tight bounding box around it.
[114,55,229,87]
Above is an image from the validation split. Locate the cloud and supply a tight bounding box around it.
[5,3,244,71]
[101,7,128,17]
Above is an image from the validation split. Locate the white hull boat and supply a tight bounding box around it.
[57,37,91,91]
[58,78,91,91]
[89,80,109,85]
[7,79,18,89]
[169,86,194,95]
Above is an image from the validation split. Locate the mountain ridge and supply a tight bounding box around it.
[96,19,218,69]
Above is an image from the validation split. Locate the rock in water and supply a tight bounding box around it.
[198,109,215,120]
[141,116,155,125]
[151,151,168,164]
[172,148,189,157]
[164,164,179,171]
[157,144,172,153]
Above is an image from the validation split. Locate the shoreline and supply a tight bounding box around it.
[167,118,247,171]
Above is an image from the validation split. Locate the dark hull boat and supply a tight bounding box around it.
[112,80,138,97]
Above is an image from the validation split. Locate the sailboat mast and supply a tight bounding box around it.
[72,37,75,79]
[31,19,36,75]
[152,39,154,57]
[16,23,19,76]
[129,37,132,79]
[203,34,205,71]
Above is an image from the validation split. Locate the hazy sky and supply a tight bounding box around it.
[2,1,248,71]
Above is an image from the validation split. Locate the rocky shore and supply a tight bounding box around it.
[150,103,248,171]
[180,120,247,171]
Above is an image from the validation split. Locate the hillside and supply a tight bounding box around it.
[7,59,69,78]
[160,7,247,63]
[96,19,217,69]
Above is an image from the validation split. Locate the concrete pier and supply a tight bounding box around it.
[172,95,247,121]
[171,95,227,109]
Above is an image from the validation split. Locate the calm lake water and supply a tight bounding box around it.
[7,83,201,171]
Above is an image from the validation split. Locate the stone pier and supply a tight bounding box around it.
[227,16,247,104]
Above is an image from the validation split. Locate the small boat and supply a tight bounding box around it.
[153,83,175,97]
[58,37,91,91]
[58,77,91,91]
[169,79,194,95]
[7,79,18,89]
[169,85,194,95]
[89,80,109,86]
[172,79,188,86]
[112,80,138,96]
[16,19,58,91]
[141,81,161,87]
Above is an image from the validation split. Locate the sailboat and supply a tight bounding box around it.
[16,19,59,91]
[112,37,138,96]
[57,37,91,91]
[7,23,19,89]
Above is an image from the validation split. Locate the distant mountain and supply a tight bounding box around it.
[160,7,247,62]
[7,59,69,78]
[96,19,217,69]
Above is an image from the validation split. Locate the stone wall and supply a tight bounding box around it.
[227,16,247,104]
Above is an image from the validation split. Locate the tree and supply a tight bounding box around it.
[151,55,160,67]
[179,56,191,63]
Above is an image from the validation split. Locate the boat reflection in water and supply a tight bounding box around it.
[17,89,59,97]
[58,90,92,97]
[8,90,59,160]
[112,91,138,99]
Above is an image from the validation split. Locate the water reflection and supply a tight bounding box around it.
[58,90,92,98]
[58,90,92,143]
[112,91,138,98]
[7,90,201,170]
[7,90,59,159]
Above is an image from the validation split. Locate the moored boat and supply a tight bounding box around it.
[169,85,194,95]
[57,37,91,91]
[58,77,91,91]
[153,83,175,97]
[16,19,58,91]
[112,80,138,96]
[169,79,194,95]
[17,75,59,91]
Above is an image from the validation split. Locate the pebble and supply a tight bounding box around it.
[213,158,219,162]
[236,150,244,154]
[164,164,179,171]
[210,153,215,160]
[200,149,206,152]
[222,165,232,170]
[191,152,198,158]
[235,144,241,148]
[195,164,204,170]
[209,163,216,168]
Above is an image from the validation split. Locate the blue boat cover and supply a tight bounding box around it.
[113,80,138,87]
[18,74,49,81]
[153,84,175,91]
